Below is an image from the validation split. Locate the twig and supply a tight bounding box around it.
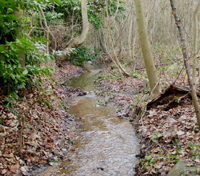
[172,66,184,85]
[150,82,159,96]
[139,107,146,127]
[39,5,57,51]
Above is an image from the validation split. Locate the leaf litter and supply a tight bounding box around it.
[1,59,200,175]
[0,61,85,175]
[95,67,200,176]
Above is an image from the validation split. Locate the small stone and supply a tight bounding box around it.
[167,160,196,176]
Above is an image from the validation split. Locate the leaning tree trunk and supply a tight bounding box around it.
[68,0,89,48]
[192,1,200,84]
[134,0,161,96]
[170,0,200,128]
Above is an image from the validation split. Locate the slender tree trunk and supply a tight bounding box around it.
[128,16,133,60]
[170,0,200,128]
[132,35,136,72]
[39,5,57,52]
[99,30,107,53]
[128,12,136,72]
[14,7,25,67]
[105,0,130,77]
[134,0,161,96]
[68,0,89,48]
[192,1,200,83]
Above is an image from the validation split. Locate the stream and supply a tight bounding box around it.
[55,65,140,175]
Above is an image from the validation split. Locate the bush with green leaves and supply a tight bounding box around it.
[0,36,53,92]
[69,47,95,66]
[54,0,103,29]
[52,0,126,30]
[0,0,58,104]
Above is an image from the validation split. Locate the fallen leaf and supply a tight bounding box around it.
[176,131,185,136]
[21,166,28,175]
[1,169,7,175]
[9,163,20,173]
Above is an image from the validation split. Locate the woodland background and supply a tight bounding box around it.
[0,0,200,175]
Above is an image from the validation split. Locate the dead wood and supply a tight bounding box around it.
[146,85,200,110]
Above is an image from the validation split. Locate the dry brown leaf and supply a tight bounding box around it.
[21,166,29,175]
[1,169,7,175]
[9,163,20,173]
[3,153,14,158]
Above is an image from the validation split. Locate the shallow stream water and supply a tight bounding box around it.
[56,65,140,176]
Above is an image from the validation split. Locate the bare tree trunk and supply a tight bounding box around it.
[68,0,89,48]
[170,0,200,128]
[134,0,161,96]
[128,15,133,60]
[99,30,107,53]
[14,7,25,67]
[105,0,130,77]
[39,5,57,52]
[192,1,200,83]
[128,11,136,72]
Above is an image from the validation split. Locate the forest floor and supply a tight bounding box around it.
[95,66,200,176]
[0,61,86,175]
[1,59,200,176]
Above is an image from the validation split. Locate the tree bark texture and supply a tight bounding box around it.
[134,0,161,96]
[192,1,200,83]
[39,5,57,52]
[105,0,130,77]
[14,6,25,67]
[68,0,89,48]
[170,0,200,128]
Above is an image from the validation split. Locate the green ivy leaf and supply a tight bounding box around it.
[6,102,11,109]
[22,68,28,75]
[7,8,13,14]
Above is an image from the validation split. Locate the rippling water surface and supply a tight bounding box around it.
[57,65,140,176]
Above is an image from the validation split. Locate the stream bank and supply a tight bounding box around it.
[0,61,85,175]
[95,67,200,176]
[42,63,140,175]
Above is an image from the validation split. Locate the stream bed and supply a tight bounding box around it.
[55,65,140,175]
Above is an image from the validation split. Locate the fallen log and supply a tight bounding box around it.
[147,85,200,110]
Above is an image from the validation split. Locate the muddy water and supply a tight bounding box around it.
[57,66,139,176]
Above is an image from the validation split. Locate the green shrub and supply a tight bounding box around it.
[69,47,95,66]
[0,36,53,106]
